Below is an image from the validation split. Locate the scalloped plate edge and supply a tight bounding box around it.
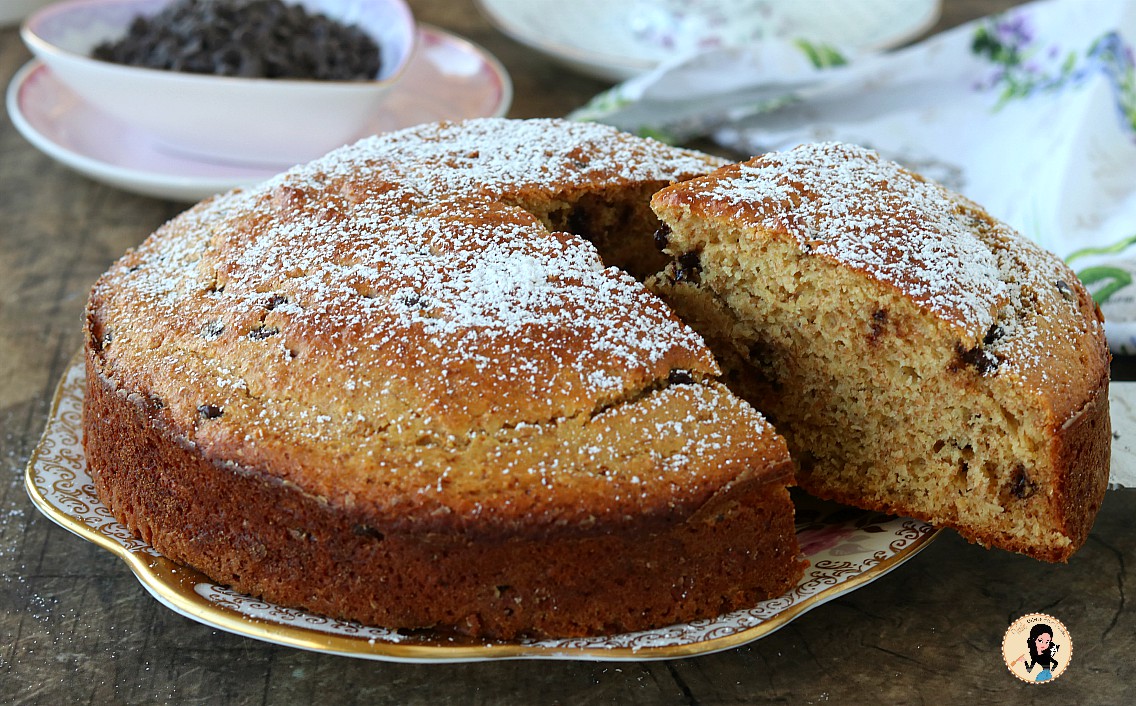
[25,352,939,662]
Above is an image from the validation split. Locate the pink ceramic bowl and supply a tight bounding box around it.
[22,0,416,166]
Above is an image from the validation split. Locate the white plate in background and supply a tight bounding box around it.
[476,0,941,81]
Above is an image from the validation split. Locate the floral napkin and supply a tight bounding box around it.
[572,0,1136,353]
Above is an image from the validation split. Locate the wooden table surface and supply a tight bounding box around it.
[2,1,1133,703]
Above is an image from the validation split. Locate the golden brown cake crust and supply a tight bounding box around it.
[84,356,803,639]
[650,142,1110,562]
[82,118,805,638]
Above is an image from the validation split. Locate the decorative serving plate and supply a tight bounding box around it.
[26,354,938,662]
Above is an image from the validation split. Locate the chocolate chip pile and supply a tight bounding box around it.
[91,0,382,80]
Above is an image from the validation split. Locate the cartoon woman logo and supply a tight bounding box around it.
[1010,624,1059,681]
[1002,614,1072,684]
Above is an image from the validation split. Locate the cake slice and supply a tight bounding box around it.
[649,141,1111,562]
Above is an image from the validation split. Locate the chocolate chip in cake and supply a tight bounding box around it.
[954,343,1000,375]
[201,321,225,339]
[677,251,700,269]
[1056,279,1076,301]
[983,323,1004,345]
[265,294,289,310]
[674,251,702,283]
[868,308,888,342]
[197,403,224,419]
[654,223,672,251]
[141,393,167,416]
[248,325,280,340]
[1009,464,1038,499]
[668,369,694,385]
[399,291,428,309]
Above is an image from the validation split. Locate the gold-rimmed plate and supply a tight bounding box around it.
[26,354,939,662]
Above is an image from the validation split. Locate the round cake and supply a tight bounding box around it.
[83,121,1112,641]
[82,118,807,639]
[649,141,1111,562]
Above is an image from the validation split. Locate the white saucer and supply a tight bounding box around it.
[476,0,941,82]
[7,25,513,202]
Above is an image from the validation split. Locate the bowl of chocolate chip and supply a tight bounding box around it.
[22,0,416,166]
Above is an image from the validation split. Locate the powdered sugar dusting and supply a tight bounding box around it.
[668,140,1106,402]
[90,118,777,520]
[708,142,1010,338]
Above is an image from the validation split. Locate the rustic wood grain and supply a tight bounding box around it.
[2,1,1132,704]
